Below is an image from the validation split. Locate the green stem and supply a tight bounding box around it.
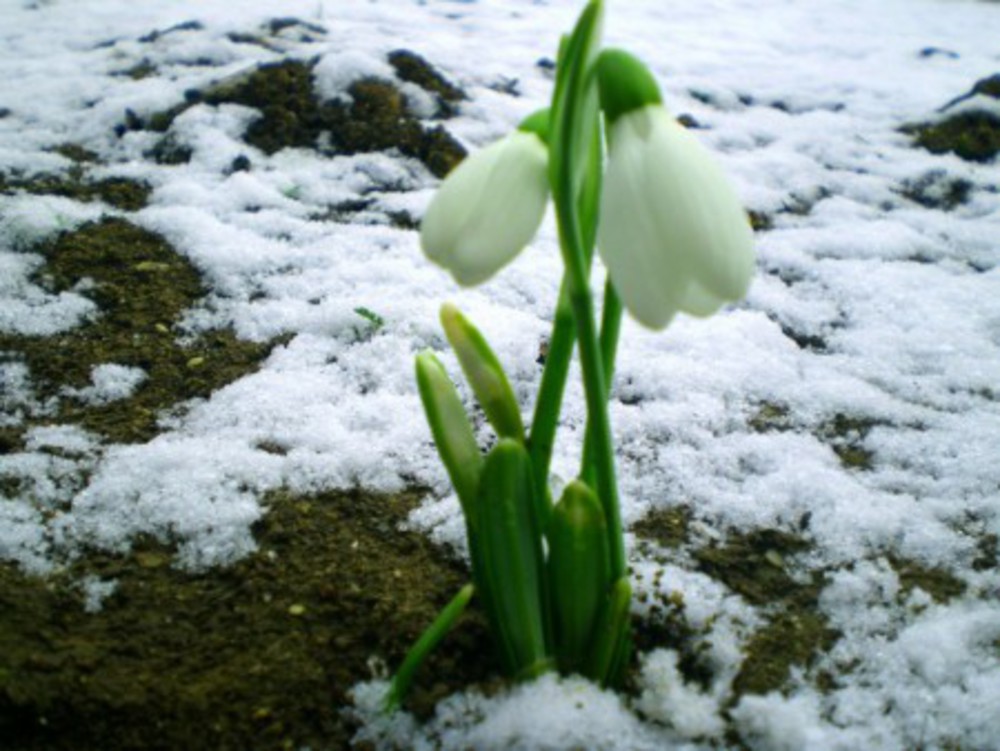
[547,0,623,580]
[580,279,622,485]
[552,174,624,579]
[528,278,576,514]
[528,92,603,515]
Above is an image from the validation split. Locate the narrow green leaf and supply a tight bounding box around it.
[548,0,603,203]
[440,303,524,442]
[476,439,551,679]
[547,480,610,673]
[415,352,482,516]
[384,583,474,712]
[583,576,632,687]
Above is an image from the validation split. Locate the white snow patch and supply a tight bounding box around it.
[62,363,148,406]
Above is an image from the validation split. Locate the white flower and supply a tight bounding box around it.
[597,105,755,329]
[420,130,549,287]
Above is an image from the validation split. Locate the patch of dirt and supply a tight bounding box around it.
[693,529,839,698]
[0,488,495,751]
[136,57,467,178]
[0,168,150,212]
[898,169,973,210]
[388,49,465,116]
[0,218,281,449]
[817,413,881,471]
[888,555,967,603]
[905,74,1000,163]
[630,506,691,550]
[909,111,1000,163]
[631,511,841,702]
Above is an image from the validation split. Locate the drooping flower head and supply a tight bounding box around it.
[596,49,755,329]
[419,112,550,287]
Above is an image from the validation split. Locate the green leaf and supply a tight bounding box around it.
[440,303,524,442]
[384,583,474,712]
[548,0,603,205]
[415,352,482,515]
[583,576,632,687]
[475,439,551,678]
[547,480,610,673]
[354,305,385,330]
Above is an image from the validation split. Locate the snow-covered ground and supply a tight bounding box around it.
[2,0,999,749]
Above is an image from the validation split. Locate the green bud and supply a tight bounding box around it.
[547,480,611,673]
[475,439,551,679]
[596,48,663,126]
[518,108,551,145]
[415,352,482,516]
[440,303,525,442]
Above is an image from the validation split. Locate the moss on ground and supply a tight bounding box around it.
[388,49,465,116]
[694,529,838,697]
[141,58,466,178]
[973,534,998,572]
[908,111,1000,163]
[0,488,495,751]
[747,402,793,433]
[906,75,1000,163]
[888,556,967,603]
[0,170,150,212]
[733,610,835,697]
[818,413,880,470]
[748,404,879,470]
[630,506,691,550]
[631,510,840,701]
[0,218,281,448]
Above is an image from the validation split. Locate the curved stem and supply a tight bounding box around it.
[529,74,605,516]
[547,0,624,580]
[528,278,575,516]
[556,205,625,580]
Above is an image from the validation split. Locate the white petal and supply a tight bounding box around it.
[599,130,682,329]
[644,110,755,304]
[598,106,755,329]
[420,131,549,287]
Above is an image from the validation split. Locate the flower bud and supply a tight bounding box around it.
[440,303,524,442]
[420,127,549,286]
[596,51,755,330]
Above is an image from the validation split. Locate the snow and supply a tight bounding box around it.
[62,363,148,405]
[2,0,1000,748]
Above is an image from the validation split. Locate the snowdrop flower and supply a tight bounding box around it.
[420,114,550,287]
[596,50,755,329]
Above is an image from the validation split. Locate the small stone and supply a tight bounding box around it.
[135,261,172,272]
